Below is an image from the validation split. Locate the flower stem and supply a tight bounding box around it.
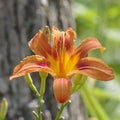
[55,100,71,120]
[37,96,43,120]
[24,74,40,97]
[37,72,48,120]
[24,73,48,120]
[72,74,87,93]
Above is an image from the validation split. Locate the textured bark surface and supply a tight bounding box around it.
[0,0,86,120]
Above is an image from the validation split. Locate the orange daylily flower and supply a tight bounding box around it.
[9,26,114,103]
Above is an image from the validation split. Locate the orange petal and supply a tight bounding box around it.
[53,78,72,103]
[68,57,114,81]
[72,37,104,58]
[64,28,76,53]
[52,26,76,54]
[29,29,53,58]
[9,55,56,80]
[52,26,64,54]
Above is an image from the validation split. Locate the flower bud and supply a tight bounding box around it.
[0,98,8,120]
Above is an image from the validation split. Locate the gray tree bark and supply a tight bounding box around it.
[0,0,86,120]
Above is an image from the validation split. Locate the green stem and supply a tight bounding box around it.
[24,74,40,97]
[38,97,43,120]
[39,73,47,96]
[81,84,109,120]
[32,111,39,120]
[37,72,48,120]
[24,73,47,120]
[72,74,87,93]
[55,100,71,120]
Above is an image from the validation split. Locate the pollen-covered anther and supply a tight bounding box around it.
[53,78,72,103]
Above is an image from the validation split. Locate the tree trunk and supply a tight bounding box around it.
[0,0,86,120]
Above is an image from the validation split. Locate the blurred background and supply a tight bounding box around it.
[0,0,120,120]
[73,0,120,120]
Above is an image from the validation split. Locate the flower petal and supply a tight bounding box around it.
[72,37,104,58]
[9,55,56,80]
[64,28,76,53]
[67,57,114,81]
[53,78,72,103]
[28,28,53,58]
[52,26,76,53]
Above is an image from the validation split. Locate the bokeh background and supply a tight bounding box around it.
[73,0,120,120]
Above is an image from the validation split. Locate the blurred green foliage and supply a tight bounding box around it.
[72,0,120,120]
